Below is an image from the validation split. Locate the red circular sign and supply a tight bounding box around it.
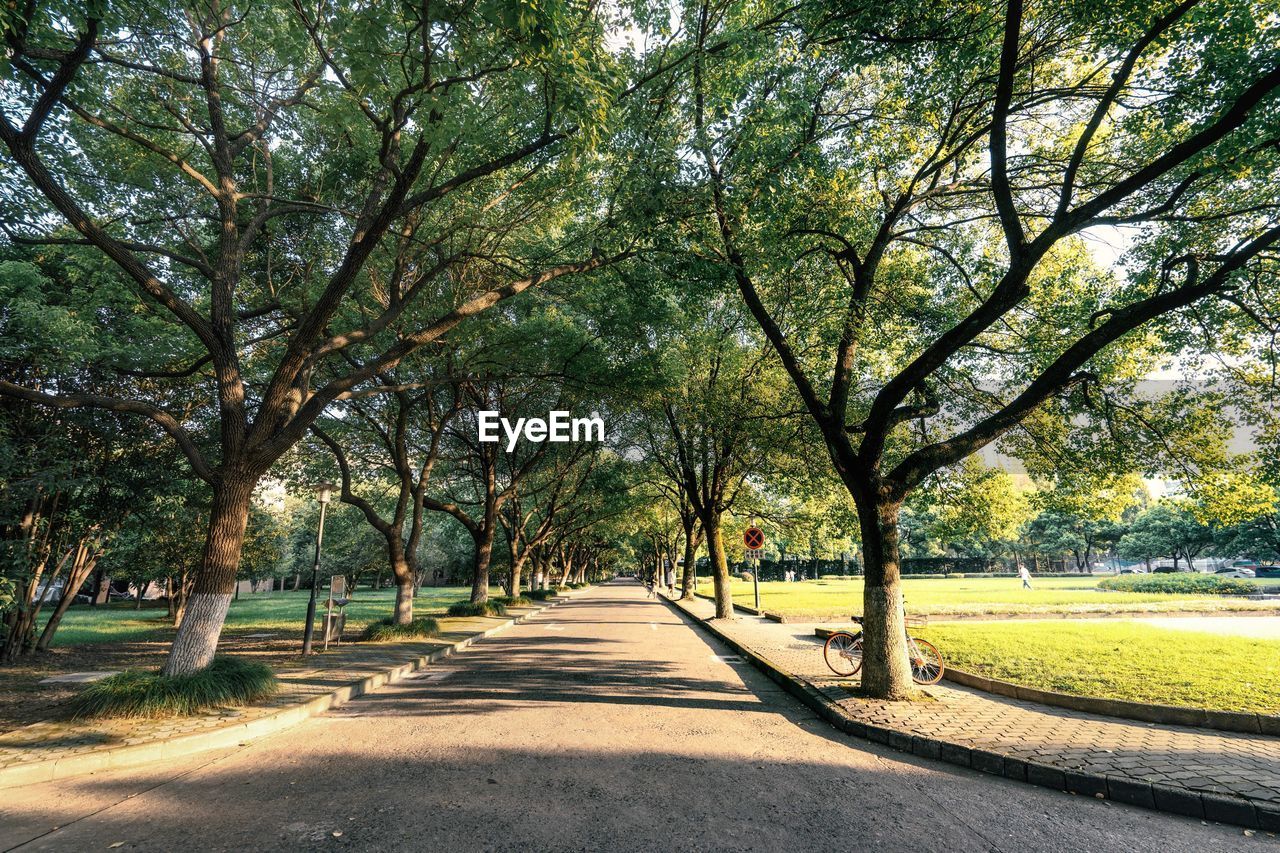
[743,526,764,549]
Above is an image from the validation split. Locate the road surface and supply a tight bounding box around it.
[0,581,1265,851]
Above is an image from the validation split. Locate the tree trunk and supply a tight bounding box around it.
[161,474,255,677]
[856,499,914,700]
[703,511,733,619]
[385,534,415,625]
[510,554,528,597]
[391,555,415,625]
[36,545,101,652]
[680,526,699,599]
[470,526,495,603]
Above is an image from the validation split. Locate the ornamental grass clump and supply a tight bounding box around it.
[362,616,441,642]
[526,589,557,601]
[446,600,507,618]
[68,656,277,719]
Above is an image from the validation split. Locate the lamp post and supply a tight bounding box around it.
[302,482,336,656]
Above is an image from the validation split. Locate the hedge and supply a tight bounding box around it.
[1097,574,1256,595]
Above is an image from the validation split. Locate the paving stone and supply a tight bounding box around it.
[38,671,119,684]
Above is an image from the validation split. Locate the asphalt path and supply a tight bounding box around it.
[0,581,1267,851]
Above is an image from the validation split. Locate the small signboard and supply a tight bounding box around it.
[743,526,764,550]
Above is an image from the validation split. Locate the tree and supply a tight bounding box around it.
[311,358,461,624]
[1119,501,1214,569]
[921,460,1033,559]
[679,0,1280,697]
[0,1,628,673]
[1020,472,1142,570]
[635,295,793,618]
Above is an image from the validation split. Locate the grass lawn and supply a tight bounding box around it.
[39,586,496,648]
[922,621,1280,714]
[702,576,1280,618]
[0,585,503,733]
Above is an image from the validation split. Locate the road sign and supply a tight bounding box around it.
[743,526,764,550]
[746,548,763,560]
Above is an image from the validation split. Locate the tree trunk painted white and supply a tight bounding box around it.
[161,474,255,677]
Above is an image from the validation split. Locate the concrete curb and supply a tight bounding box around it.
[0,591,582,790]
[663,594,1277,831]
[810,626,1280,736]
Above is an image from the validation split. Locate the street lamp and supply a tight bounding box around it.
[302,482,337,656]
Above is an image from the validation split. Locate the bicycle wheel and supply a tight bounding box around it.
[907,636,944,685]
[823,631,863,677]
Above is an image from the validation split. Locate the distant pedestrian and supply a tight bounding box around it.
[664,561,676,596]
[1018,564,1033,590]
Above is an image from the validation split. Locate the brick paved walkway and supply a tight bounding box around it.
[0,604,550,783]
[672,595,1280,814]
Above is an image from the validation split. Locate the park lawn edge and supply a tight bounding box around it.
[922,621,1280,715]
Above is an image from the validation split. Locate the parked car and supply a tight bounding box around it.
[1153,564,1191,573]
[1255,565,1280,578]
[1118,567,1147,574]
[1215,567,1256,578]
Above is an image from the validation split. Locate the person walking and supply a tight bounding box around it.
[1018,564,1033,590]
[664,559,676,597]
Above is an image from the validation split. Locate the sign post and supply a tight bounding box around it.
[743,522,764,610]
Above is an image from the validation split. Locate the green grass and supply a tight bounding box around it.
[446,600,507,617]
[37,586,500,648]
[706,576,1280,618]
[923,621,1280,714]
[361,616,441,642]
[68,656,278,719]
[493,595,531,606]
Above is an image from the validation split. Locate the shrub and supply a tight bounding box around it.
[738,571,754,582]
[446,600,508,618]
[69,656,277,719]
[362,616,440,642]
[526,589,557,601]
[568,582,587,589]
[556,585,572,592]
[493,595,531,607]
[1097,574,1256,596]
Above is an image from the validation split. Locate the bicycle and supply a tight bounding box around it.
[822,615,945,685]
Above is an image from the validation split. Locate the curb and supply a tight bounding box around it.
[663,594,1277,831]
[811,626,1280,736]
[0,591,581,790]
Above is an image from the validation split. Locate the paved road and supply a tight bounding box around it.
[0,582,1266,852]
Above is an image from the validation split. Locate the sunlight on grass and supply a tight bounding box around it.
[710,576,1280,618]
[924,621,1280,714]
[39,586,500,648]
